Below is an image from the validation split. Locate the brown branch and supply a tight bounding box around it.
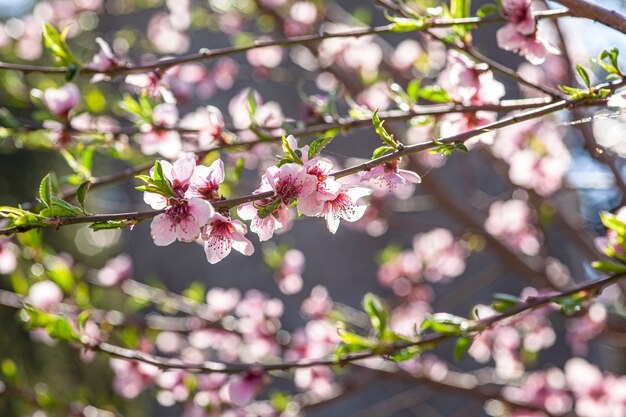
[1,80,623,237]
[67,272,626,373]
[0,10,569,76]
[555,0,626,34]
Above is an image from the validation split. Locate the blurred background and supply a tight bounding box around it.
[1,0,626,416]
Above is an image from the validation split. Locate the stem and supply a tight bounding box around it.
[0,10,569,76]
[1,80,622,237]
[56,272,626,373]
[555,0,626,34]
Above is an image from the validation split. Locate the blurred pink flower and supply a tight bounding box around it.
[43,83,79,118]
[27,280,63,310]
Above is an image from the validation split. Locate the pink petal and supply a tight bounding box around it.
[151,214,178,246]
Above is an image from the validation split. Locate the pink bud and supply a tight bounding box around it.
[43,83,80,117]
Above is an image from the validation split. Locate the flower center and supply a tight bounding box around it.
[167,199,191,223]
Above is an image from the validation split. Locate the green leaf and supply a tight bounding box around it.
[254,197,282,219]
[89,221,129,230]
[281,135,303,165]
[552,291,590,316]
[372,146,394,159]
[385,12,427,32]
[476,3,500,17]
[41,23,78,66]
[182,282,205,303]
[372,110,399,149]
[600,211,626,235]
[576,64,591,88]
[39,173,53,208]
[421,313,468,335]
[76,182,90,214]
[388,345,421,362]
[308,136,334,160]
[247,89,257,119]
[47,315,80,342]
[407,79,421,103]
[418,86,450,103]
[591,260,626,274]
[491,293,520,312]
[454,336,473,361]
[337,330,378,349]
[77,311,90,330]
[362,293,390,339]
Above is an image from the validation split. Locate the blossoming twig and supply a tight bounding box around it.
[0,10,569,76]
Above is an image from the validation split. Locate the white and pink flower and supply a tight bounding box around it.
[187,159,224,202]
[298,157,341,216]
[139,103,183,158]
[201,213,254,264]
[496,0,559,65]
[361,160,421,199]
[322,185,371,234]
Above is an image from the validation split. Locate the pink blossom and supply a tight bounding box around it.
[500,0,535,35]
[322,185,371,233]
[151,198,214,246]
[294,366,335,398]
[143,155,196,209]
[180,106,224,149]
[97,254,132,286]
[0,238,17,274]
[246,40,284,70]
[298,157,341,216]
[27,280,63,310]
[413,228,467,283]
[43,83,80,117]
[187,159,224,201]
[503,371,572,415]
[276,248,305,295]
[438,51,505,105]
[301,286,333,319]
[265,164,319,206]
[87,37,122,82]
[201,213,254,264]
[206,287,241,316]
[485,199,542,256]
[361,160,421,199]
[143,156,215,246]
[497,25,560,65]
[139,103,182,158]
[126,72,175,103]
[608,90,626,108]
[221,369,264,406]
[238,197,291,242]
[110,353,160,398]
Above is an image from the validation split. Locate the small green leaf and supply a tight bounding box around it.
[454,336,473,361]
[407,79,421,103]
[41,23,78,66]
[372,146,394,159]
[417,86,450,103]
[491,293,520,312]
[363,293,390,339]
[421,313,468,335]
[372,110,399,149]
[89,221,129,230]
[591,260,626,274]
[385,12,427,32]
[281,135,303,165]
[255,197,282,219]
[77,311,90,330]
[47,316,80,342]
[576,64,591,88]
[39,173,53,208]
[76,182,90,213]
[388,345,421,362]
[476,3,500,17]
[553,291,590,316]
[308,136,334,160]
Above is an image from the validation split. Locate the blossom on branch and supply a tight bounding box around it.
[201,213,254,264]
